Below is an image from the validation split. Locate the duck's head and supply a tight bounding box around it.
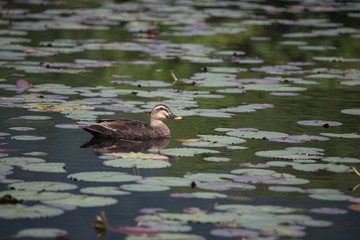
[151,104,182,121]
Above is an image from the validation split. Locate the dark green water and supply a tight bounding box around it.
[0,0,360,239]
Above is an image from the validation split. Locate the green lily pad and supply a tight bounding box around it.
[120,184,170,192]
[308,193,350,201]
[8,181,78,191]
[11,135,46,140]
[207,67,247,73]
[0,157,46,166]
[9,127,36,131]
[297,120,342,127]
[20,162,67,173]
[227,129,288,140]
[14,115,52,120]
[292,163,350,173]
[243,84,307,92]
[171,192,227,199]
[43,194,118,207]
[184,172,236,182]
[14,228,67,238]
[255,147,324,160]
[68,171,141,182]
[104,158,171,169]
[23,151,48,156]
[0,190,71,201]
[80,186,130,196]
[231,169,276,176]
[322,157,360,163]
[320,132,360,139]
[203,157,231,162]
[131,80,172,87]
[159,148,219,157]
[137,177,193,187]
[341,108,360,115]
[0,204,64,219]
[126,233,205,240]
[198,134,246,144]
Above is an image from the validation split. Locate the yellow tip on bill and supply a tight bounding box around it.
[174,116,182,120]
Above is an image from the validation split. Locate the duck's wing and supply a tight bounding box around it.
[82,118,153,139]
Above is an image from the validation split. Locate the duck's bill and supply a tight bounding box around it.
[168,112,182,120]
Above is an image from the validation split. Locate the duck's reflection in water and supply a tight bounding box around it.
[81,137,170,154]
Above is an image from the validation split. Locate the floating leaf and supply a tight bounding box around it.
[310,208,347,215]
[9,127,35,131]
[227,129,288,140]
[171,192,227,199]
[297,120,342,127]
[320,132,360,139]
[11,135,46,141]
[0,204,63,219]
[160,148,219,157]
[322,157,360,163]
[80,187,130,196]
[120,184,170,192]
[136,177,192,187]
[13,115,51,120]
[21,162,67,173]
[210,228,259,238]
[0,157,45,166]
[196,181,255,191]
[184,172,236,182]
[103,158,171,169]
[14,228,67,238]
[44,194,118,207]
[203,157,231,162]
[341,108,360,116]
[68,171,141,182]
[8,181,77,191]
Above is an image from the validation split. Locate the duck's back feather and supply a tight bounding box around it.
[82,118,165,140]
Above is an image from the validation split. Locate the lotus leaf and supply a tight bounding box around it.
[14,228,67,238]
[68,171,142,182]
[0,204,64,219]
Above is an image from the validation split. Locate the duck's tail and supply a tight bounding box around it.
[81,125,107,138]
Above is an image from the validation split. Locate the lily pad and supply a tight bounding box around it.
[210,228,259,238]
[0,204,64,219]
[14,228,67,238]
[120,184,170,192]
[8,181,77,191]
[103,158,171,169]
[297,120,342,127]
[184,172,236,182]
[171,192,227,199]
[203,157,231,162]
[0,157,45,166]
[320,132,360,139]
[68,171,141,182]
[20,162,67,173]
[80,187,130,196]
[341,108,360,115]
[136,177,193,187]
[11,135,46,141]
[255,147,324,160]
[227,129,288,140]
[43,194,118,207]
[159,148,219,157]
[322,157,360,163]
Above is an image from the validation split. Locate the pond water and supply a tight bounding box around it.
[1,0,360,239]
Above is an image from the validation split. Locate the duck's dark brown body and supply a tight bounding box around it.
[82,104,181,140]
[82,119,170,140]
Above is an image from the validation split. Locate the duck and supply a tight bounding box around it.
[82,104,182,140]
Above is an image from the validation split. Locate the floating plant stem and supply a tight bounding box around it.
[171,72,178,86]
[350,166,360,177]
